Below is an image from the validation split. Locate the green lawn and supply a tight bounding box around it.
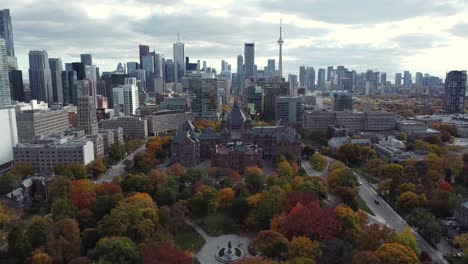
[357,195,375,216]
[175,224,205,253]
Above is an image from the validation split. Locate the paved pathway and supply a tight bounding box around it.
[186,220,252,264]
[97,145,146,183]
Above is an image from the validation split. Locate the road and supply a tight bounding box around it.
[357,174,448,264]
[302,160,448,264]
[97,144,147,183]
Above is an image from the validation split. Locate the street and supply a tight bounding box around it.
[97,144,147,183]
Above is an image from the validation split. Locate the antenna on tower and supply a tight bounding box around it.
[177,32,180,42]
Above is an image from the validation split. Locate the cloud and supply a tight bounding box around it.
[391,34,447,50]
[449,22,468,37]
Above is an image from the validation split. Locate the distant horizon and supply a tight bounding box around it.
[3,0,468,80]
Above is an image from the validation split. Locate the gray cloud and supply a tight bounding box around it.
[449,22,468,38]
[259,0,462,24]
[391,34,447,50]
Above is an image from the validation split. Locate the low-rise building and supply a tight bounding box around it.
[100,116,148,139]
[144,110,193,136]
[455,198,468,228]
[16,108,70,142]
[13,136,95,173]
[170,130,200,167]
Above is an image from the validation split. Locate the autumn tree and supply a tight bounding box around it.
[394,227,419,255]
[218,187,235,208]
[453,233,468,261]
[29,252,52,264]
[69,179,96,210]
[310,153,328,172]
[376,243,419,264]
[278,160,293,177]
[51,198,75,221]
[167,163,186,178]
[189,185,218,217]
[334,205,363,243]
[396,191,427,212]
[356,224,395,251]
[252,186,286,229]
[352,251,381,264]
[284,236,321,261]
[47,218,81,263]
[250,230,289,258]
[336,143,360,166]
[8,225,32,262]
[142,242,192,264]
[64,163,88,180]
[245,166,266,192]
[91,237,140,264]
[86,159,106,179]
[148,169,168,195]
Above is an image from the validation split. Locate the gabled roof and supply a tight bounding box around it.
[229,103,246,127]
[198,127,220,140]
[276,127,301,143]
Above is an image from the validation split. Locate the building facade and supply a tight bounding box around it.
[77,96,98,135]
[29,51,53,103]
[101,116,148,139]
[16,108,69,142]
[443,70,467,114]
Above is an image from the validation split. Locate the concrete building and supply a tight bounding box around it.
[0,108,17,168]
[99,128,124,146]
[100,116,148,139]
[13,136,95,173]
[159,96,188,111]
[275,96,302,125]
[303,111,396,132]
[16,108,69,142]
[144,110,192,136]
[77,96,98,135]
[86,134,104,158]
[199,78,218,120]
[258,77,290,121]
[113,77,139,115]
[29,51,53,103]
[443,70,467,114]
[333,92,353,111]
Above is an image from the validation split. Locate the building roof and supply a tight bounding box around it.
[229,103,246,127]
[198,127,220,140]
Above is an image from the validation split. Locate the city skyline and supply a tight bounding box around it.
[2,0,468,79]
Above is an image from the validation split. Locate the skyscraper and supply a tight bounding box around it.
[71,62,86,80]
[278,19,284,78]
[0,38,10,107]
[9,69,23,102]
[395,73,402,86]
[0,9,14,57]
[443,71,467,114]
[113,78,139,116]
[306,67,316,92]
[327,66,334,82]
[299,66,306,87]
[173,35,185,83]
[403,71,412,87]
[244,43,255,79]
[267,59,275,77]
[237,55,243,93]
[62,70,78,104]
[127,62,139,74]
[317,68,326,90]
[80,54,93,66]
[77,96,98,135]
[139,45,150,70]
[380,72,387,86]
[29,51,53,103]
[415,72,423,86]
[49,58,63,103]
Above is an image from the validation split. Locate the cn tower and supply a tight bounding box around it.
[278,18,284,78]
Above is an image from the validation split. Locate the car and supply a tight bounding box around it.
[358,180,362,185]
[374,199,380,205]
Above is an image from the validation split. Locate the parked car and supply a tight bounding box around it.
[374,199,380,205]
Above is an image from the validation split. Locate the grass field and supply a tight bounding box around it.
[175,223,205,253]
[357,194,375,216]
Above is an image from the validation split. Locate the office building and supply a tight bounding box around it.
[62,70,78,104]
[303,110,396,131]
[275,96,302,125]
[0,38,10,107]
[317,68,326,90]
[9,69,24,102]
[159,96,188,111]
[288,74,297,93]
[403,71,412,87]
[80,54,93,66]
[380,72,387,86]
[443,70,467,114]
[85,65,97,81]
[48,58,63,103]
[246,85,264,115]
[71,62,86,80]
[101,116,148,139]
[299,66,306,86]
[415,72,423,86]
[144,110,192,136]
[201,78,218,119]
[236,55,243,93]
[333,92,353,111]
[29,51,53,103]
[244,43,255,78]
[173,39,185,82]
[127,62,139,74]
[259,78,290,121]
[77,96,98,135]
[16,108,69,142]
[327,66,334,82]
[112,77,139,116]
[139,45,150,69]
[0,108,17,167]
[306,67,316,91]
[0,9,14,57]
[13,136,95,173]
[395,73,402,86]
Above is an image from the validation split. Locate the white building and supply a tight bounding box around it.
[0,108,18,167]
[0,38,11,108]
[113,77,139,116]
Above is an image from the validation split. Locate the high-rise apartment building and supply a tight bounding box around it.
[306,67,316,91]
[403,71,412,87]
[327,66,334,82]
[380,72,387,86]
[0,9,14,57]
[173,39,185,83]
[49,58,63,103]
[395,73,402,86]
[80,54,93,66]
[244,43,255,79]
[415,72,423,86]
[77,96,98,135]
[0,38,10,107]
[113,77,139,116]
[29,51,53,103]
[443,71,467,114]
[299,66,306,87]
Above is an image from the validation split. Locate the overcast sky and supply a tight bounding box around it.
[3,0,468,79]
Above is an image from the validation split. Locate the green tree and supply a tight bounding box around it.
[337,143,361,166]
[121,174,150,193]
[92,237,140,264]
[47,218,81,263]
[394,227,419,255]
[8,225,32,262]
[278,160,293,177]
[0,172,17,195]
[189,185,218,217]
[51,198,76,221]
[407,207,441,244]
[109,143,125,162]
[26,216,52,248]
[245,166,266,192]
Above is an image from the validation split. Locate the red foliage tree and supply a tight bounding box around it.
[142,242,192,264]
[95,183,122,196]
[277,201,342,241]
[285,191,318,211]
[438,180,453,192]
[69,180,96,210]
